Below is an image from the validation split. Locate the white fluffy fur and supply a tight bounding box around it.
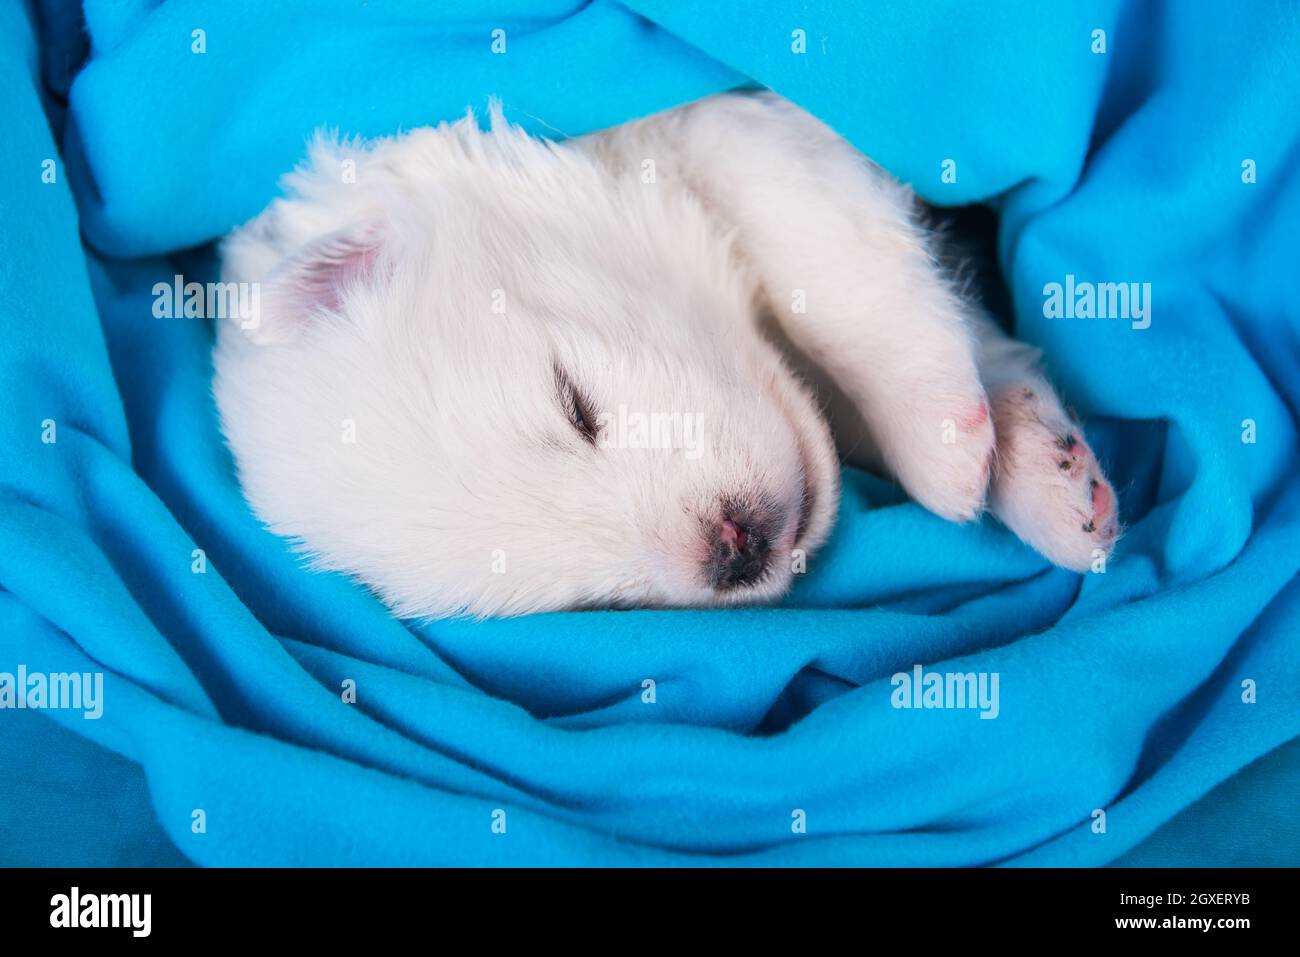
[214,92,1118,619]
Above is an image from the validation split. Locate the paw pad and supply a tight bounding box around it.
[960,401,989,432]
[986,386,1120,571]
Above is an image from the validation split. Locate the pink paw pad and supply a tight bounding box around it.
[1081,476,1116,535]
[1090,478,1110,517]
[1055,433,1090,471]
[960,401,988,432]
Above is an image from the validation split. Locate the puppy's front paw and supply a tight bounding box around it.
[885,390,995,524]
[987,386,1119,571]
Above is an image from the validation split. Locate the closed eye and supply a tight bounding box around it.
[554,364,599,446]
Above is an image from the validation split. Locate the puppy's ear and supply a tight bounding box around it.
[240,226,383,345]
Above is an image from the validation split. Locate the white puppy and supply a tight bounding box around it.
[214,92,1118,618]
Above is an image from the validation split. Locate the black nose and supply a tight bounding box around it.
[709,512,773,590]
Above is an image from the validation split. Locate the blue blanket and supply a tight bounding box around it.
[3,0,1298,866]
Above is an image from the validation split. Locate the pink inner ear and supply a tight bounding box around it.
[281,227,382,316]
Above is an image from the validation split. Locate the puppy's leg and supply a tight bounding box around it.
[586,92,994,521]
[975,317,1120,570]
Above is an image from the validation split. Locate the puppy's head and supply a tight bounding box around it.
[214,128,839,618]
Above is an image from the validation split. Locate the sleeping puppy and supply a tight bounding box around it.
[214,92,1118,618]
